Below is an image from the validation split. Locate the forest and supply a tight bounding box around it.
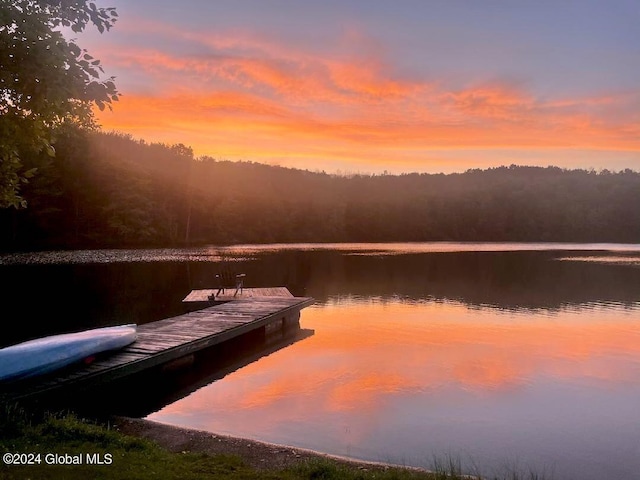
[1,127,639,251]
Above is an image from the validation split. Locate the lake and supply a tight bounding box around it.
[2,242,640,479]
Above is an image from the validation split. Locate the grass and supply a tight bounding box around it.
[0,403,550,480]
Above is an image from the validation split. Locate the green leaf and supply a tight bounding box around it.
[23,168,38,178]
[0,0,118,209]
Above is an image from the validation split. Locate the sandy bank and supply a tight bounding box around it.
[113,416,430,474]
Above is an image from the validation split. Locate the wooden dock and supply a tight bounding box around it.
[182,286,294,303]
[2,288,313,403]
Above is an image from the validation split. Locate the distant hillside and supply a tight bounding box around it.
[1,128,639,250]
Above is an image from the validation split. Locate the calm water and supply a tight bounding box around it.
[2,243,640,479]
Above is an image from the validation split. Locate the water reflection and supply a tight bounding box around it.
[558,255,640,266]
[148,298,640,479]
[205,241,640,258]
[2,244,640,348]
[2,244,640,478]
[27,324,315,419]
[2,241,640,265]
[237,248,640,310]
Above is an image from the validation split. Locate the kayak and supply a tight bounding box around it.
[0,324,137,382]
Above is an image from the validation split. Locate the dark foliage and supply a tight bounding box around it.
[0,0,119,208]
[1,129,639,250]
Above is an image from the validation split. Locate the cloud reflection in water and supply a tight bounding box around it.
[148,297,640,477]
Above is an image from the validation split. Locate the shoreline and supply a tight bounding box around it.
[112,416,431,474]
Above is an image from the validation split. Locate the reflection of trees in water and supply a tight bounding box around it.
[1,262,192,348]
[3,249,639,347]
[236,250,640,311]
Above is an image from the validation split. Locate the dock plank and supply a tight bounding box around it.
[1,291,314,402]
[182,286,294,303]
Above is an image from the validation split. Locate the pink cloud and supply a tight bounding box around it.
[91,20,640,171]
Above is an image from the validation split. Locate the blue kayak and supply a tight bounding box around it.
[0,324,137,382]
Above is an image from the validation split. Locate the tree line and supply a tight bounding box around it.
[1,128,639,251]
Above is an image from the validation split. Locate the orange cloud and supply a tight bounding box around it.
[93,25,640,172]
[98,87,640,159]
[443,84,536,121]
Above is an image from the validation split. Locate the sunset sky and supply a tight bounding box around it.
[81,0,640,174]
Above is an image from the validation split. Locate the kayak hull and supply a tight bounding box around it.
[0,324,137,382]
